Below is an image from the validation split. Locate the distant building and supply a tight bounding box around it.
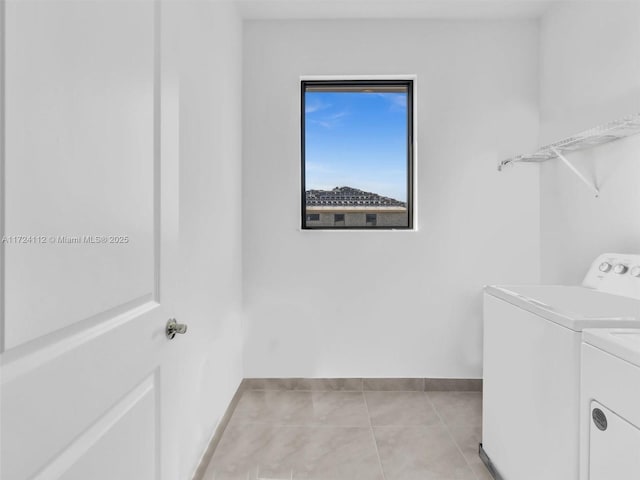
[305,186,408,228]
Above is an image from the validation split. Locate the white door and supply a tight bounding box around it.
[1,1,183,479]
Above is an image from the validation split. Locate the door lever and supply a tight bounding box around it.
[166,319,188,339]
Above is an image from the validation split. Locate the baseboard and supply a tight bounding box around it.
[243,377,482,392]
[191,379,247,480]
[479,443,503,480]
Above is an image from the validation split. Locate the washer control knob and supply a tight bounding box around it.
[631,266,640,278]
[614,264,629,275]
[599,262,613,273]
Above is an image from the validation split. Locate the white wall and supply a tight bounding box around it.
[162,2,244,477]
[242,20,541,379]
[540,2,640,283]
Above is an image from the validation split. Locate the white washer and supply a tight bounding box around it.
[581,329,640,480]
[481,253,640,480]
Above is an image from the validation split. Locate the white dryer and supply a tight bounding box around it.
[481,253,640,480]
[581,328,640,480]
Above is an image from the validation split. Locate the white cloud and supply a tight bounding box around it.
[390,94,407,110]
[305,99,331,114]
[376,92,407,112]
[308,110,349,129]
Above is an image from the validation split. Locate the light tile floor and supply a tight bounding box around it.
[203,390,492,480]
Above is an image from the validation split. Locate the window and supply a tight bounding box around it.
[301,80,413,229]
[306,213,320,222]
[366,213,377,226]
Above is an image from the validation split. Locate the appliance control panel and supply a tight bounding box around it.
[583,253,640,299]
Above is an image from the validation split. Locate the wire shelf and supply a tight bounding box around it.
[499,113,640,171]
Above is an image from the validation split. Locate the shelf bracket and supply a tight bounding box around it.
[497,159,511,171]
[550,147,600,198]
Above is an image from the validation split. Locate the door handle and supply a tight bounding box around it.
[166,319,188,339]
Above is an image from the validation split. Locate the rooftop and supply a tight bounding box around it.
[305,186,406,207]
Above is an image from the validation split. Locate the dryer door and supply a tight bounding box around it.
[589,401,640,479]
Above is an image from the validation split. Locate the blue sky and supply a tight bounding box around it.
[304,91,408,202]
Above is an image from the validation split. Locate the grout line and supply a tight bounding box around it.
[245,388,429,393]
[424,392,483,480]
[362,391,387,480]
[423,391,445,428]
[245,389,364,392]
[227,422,376,429]
[228,421,468,429]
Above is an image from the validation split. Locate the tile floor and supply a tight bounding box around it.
[203,389,492,480]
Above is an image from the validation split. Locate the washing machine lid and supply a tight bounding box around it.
[485,285,640,331]
[583,329,640,368]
